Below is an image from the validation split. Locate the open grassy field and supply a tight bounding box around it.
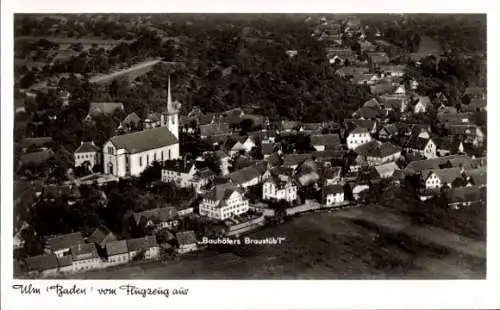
[69,189,485,279]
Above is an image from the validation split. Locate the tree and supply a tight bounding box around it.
[138,161,163,187]
[239,118,255,133]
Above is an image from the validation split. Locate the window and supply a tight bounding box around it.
[139,156,143,166]
[161,151,164,161]
[168,150,171,160]
[147,154,150,165]
[154,153,157,161]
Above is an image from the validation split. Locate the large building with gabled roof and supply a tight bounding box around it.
[102,76,180,177]
[199,183,249,220]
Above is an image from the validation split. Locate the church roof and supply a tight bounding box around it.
[109,126,178,154]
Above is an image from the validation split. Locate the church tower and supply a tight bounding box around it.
[161,75,180,139]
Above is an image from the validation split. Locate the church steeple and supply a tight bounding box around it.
[167,75,173,113]
[161,74,180,140]
[166,74,179,115]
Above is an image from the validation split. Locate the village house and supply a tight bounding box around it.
[262,172,298,204]
[176,230,198,254]
[300,122,324,134]
[367,51,390,65]
[19,149,55,169]
[404,155,479,176]
[352,73,380,85]
[57,255,74,274]
[42,184,81,205]
[378,94,408,113]
[19,137,54,153]
[228,136,257,156]
[347,127,372,150]
[319,166,342,185]
[214,150,231,175]
[352,106,385,120]
[438,105,457,115]
[363,98,381,109]
[118,112,142,133]
[323,184,345,207]
[438,112,473,125]
[85,102,124,122]
[225,163,266,189]
[161,159,198,187]
[344,118,377,135]
[461,98,487,112]
[465,167,487,188]
[280,120,302,133]
[133,206,178,231]
[127,236,160,261]
[378,124,399,140]
[25,254,60,277]
[413,96,431,114]
[282,154,313,170]
[405,137,436,159]
[200,122,231,139]
[445,186,484,210]
[86,227,117,249]
[350,183,370,201]
[398,123,431,138]
[190,167,217,193]
[436,137,465,156]
[463,86,486,100]
[70,243,102,272]
[335,66,370,78]
[265,152,283,169]
[14,231,25,250]
[143,112,162,129]
[370,82,395,96]
[394,84,406,96]
[199,183,249,220]
[422,167,463,190]
[447,125,485,147]
[310,134,341,151]
[366,142,402,166]
[262,142,280,159]
[46,232,85,257]
[74,141,101,170]
[379,64,406,77]
[313,150,344,166]
[373,162,399,179]
[105,240,129,266]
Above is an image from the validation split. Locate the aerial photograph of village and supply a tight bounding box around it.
[12,13,486,279]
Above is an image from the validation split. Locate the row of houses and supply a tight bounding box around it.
[23,229,198,277]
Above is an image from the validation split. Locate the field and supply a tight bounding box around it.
[69,186,486,279]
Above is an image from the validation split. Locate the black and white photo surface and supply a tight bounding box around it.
[11,13,487,280]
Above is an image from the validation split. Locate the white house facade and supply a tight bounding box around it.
[74,141,100,169]
[347,128,372,150]
[262,177,297,203]
[199,185,249,220]
[324,184,345,207]
[161,160,197,187]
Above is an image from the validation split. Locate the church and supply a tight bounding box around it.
[102,76,181,177]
